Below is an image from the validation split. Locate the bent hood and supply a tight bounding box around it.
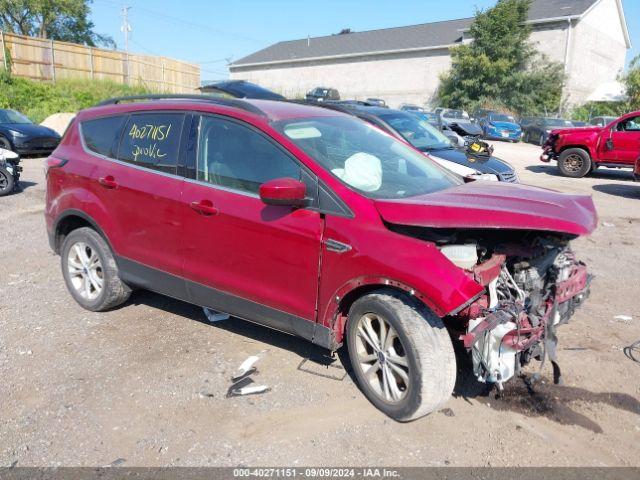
[375,181,598,236]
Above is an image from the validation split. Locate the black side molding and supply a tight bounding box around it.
[116,256,340,351]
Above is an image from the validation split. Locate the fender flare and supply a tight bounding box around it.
[321,275,448,344]
[52,208,113,253]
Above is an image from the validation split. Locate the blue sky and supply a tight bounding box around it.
[90,0,639,81]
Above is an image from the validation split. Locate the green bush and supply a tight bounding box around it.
[570,102,628,122]
[0,71,153,123]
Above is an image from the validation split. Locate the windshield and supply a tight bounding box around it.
[379,112,452,150]
[0,110,32,124]
[489,113,515,123]
[411,112,438,123]
[272,116,461,199]
[443,109,468,119]
[545,118,572,127]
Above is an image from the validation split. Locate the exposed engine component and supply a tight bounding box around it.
[458,239,591,388]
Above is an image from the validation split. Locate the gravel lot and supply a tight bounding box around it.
[1,141,639,467]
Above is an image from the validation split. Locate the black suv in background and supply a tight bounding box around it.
[305,87,340,102]
[198,80,285,100]
[522,117,574,145]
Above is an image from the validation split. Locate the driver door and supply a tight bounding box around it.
[180,114,323,336]
[605,115,640,164]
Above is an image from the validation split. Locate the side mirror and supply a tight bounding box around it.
[259,178,307,207]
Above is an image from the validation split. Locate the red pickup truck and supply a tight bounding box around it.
[541,111,640,177]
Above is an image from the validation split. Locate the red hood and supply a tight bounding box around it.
[375,181,598,236]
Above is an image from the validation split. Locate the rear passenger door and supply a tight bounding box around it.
[83,111,188,288]
[180,114,323,336]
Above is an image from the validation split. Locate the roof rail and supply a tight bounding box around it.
[95,94,267,117]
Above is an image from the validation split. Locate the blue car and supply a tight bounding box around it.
[0,109,61,156]
[477,111,522,142]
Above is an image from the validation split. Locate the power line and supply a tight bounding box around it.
[94,0,261,44]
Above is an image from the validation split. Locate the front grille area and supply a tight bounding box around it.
[499,171,518,183]
[24,137,58,148]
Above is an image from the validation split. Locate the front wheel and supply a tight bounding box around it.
[558,148,592,178]
[346,289,456,422]
[0,166,14,196]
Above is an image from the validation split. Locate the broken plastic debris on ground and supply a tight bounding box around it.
[623,340,640,364]
[226,354,270,398]
[203,307,229,323]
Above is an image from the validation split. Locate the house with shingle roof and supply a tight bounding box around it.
[229,0,630,108]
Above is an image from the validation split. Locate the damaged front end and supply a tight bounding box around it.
[376,181,597,389]
[455,239,591,388]
[393,226,593,389]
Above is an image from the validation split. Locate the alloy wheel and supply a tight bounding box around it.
[67,242,104,301]
[563,154,584,174]
[354,312,410,403]
[0,171,7,190]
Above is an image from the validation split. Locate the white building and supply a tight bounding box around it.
[229,0,631,108]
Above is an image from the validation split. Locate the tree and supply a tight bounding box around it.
[438,0,564,116]
[0,0,115,48]
[623,55,640,110]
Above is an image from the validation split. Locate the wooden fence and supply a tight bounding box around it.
[0,31,200,93]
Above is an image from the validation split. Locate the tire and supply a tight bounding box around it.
[0,166,14,197]
[346,289,456,422]
[558,148,592,178]
[60,227,131,311]
[0,135,13,151]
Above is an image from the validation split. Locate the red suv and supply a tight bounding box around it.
[540,111,640,177]
[46,95,597,421]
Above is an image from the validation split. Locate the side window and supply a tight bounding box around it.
[117,113,185,174]
[617,116,640,132]
[81,116,126,157]
[196,116,301,194]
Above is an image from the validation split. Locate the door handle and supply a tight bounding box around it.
[98,176,117,189]
[190,200,219,216]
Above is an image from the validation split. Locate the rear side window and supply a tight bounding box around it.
[81,116,126,157]
[118,113,185,174]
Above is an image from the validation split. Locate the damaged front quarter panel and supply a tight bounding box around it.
[389,224,595,390]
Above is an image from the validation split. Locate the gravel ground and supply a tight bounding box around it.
[0,141,639,467]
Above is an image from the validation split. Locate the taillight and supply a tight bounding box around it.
[45,156,68,176]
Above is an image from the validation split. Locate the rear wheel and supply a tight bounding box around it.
[346,289,456,422]
[60,227,131,311]
[0,166,14,196]
[558,148,592,178]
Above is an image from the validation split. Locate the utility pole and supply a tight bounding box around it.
[121,5,131,84]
